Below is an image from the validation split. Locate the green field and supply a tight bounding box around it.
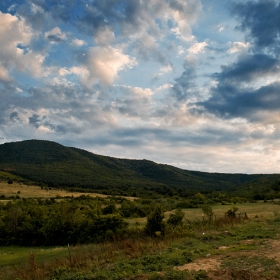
[1,212,280,279]
[1,179,280,279]
[0,246,68,266]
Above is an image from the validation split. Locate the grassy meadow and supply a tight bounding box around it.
[1,181,280,279]
[1,211,280,279]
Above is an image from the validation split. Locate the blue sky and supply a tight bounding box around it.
[1,0,280,174]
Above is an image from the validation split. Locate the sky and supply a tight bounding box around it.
[1,0,280,174]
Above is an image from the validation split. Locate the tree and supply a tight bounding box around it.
[102,204,117,215]
[167,209,184,228]
[225,206,238,218]
[145,205,165,237]
[201,204,214,223]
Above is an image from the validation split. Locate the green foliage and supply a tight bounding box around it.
[201,204,214,222]
[0,196,128,246]
[225,206,239,218]
[167,209,184,228]
[120,200,151,217]
[102,204,117,215]
[145,205,165,237]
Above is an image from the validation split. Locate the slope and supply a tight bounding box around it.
[0,139,278,197]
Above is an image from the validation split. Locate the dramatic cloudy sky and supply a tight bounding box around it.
[1,0,280,174]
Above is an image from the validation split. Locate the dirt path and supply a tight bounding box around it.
[175,238,280,280]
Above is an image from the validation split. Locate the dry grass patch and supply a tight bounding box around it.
[0,181,136,201]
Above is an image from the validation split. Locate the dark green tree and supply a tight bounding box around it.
[201,204,214,223]
[167,209,184,228]
[145,205,165,237]
[225,206,238,218]
[102,204,117,215]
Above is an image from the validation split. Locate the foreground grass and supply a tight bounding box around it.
[0,247,70,267]
[2,213,280,280]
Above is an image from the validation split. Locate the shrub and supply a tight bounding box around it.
[145,205,165,237]
[7,179,13,184]
[201,204,214,223]
[167,209,184,228]
[226,206,238,218]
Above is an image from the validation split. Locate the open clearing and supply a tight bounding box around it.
[0,181,136,201]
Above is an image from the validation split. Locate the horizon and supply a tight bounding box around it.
[1,138,277,176]
[1,1,280,174]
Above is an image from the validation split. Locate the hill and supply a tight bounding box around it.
[0,139,279,197]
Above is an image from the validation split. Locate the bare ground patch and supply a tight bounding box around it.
[175,237,280,279]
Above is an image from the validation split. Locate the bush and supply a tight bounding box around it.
[201,204,214,223]
[226,206,238,218]
[145,205,165,237]
[167,209,184,228]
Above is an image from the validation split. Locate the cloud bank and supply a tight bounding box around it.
[1,0,280,173]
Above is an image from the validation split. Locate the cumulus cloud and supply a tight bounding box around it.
[71,39,86,47]
[2,0,280,174]
[188,41,208,54]
[0,11,45,77]
[227,41,250,54]
[94,27,115,45]
[0,66,11,82]
[45,27,67,43]
[199,53,280,123]
[232,0,280,51]
[79,46,137,86]
[196,0,280,130]
[159,65,173,75]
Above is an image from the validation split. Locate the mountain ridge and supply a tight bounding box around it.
[0,139,278,197]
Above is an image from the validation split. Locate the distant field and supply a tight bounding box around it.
[167,202,280,221]
[0,181,136,201]
[126,201,280,229]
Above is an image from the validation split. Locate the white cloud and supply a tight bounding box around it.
[155,83,173,91]
[188,42,208,54]
[0,65,11,82]
[177,46,185,55]
[217,24,225,32]
[131,86,154,97]
[94,27,115,45]
[0,12,45,77]
[71,39,86,47]
[168,0,202,41]
[83,46,137,85]
[58,68,70,76]
[45,27,67,43]
[228,42,250,54]
[69,66,88,77]
[159,65,173,75]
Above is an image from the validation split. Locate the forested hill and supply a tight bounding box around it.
[0,140,279,197]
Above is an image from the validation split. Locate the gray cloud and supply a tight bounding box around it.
[171,59,197,102]
[198,54,280,121]
[200,0,280,124]
[29,113,42,128]
[213,54,279,84]
[232,0,280,52]
[199,82,280,120]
